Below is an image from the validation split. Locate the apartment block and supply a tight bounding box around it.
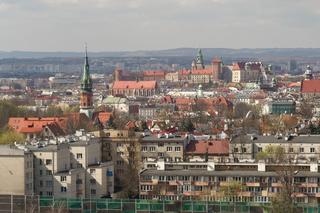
[140,134,189,163]
[140,161,320,204]
[230,135,320,163]
[0,145,34,195]
[93,129,141,187]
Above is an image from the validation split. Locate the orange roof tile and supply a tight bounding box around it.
[186,140,229,155]
[143,70,166,76]
[112,81,157,90]
[301,80,320,93]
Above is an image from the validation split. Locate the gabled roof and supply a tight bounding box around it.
[112,81,157,90]
[301,79,320,93]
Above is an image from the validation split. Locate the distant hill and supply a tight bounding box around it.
[1,48,320,59]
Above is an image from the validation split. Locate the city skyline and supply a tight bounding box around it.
[0,0,320,52]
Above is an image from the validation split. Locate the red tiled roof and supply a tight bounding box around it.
[19,127,43,134]
[288,82,301,88]
[191,69,213,75]
[301,80,320,93]
[112,81,157,90]
[97,112,112,124]
[186,140,229,155]
[175,98,195,105]
[143,70,166,77]
[178,69,191,75]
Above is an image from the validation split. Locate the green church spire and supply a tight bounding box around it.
[196,49,205,69]
[81,44,92,93]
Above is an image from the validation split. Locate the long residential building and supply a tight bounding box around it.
[140,161,320,204]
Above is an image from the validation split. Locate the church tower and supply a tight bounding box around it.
[195,49,205,69]
[80,44,94,119]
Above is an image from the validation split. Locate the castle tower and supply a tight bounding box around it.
[80,44,94,119]
[212,57,222,81]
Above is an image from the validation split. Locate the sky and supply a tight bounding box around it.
[0,0,320,51]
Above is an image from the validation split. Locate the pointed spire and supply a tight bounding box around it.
[81,43,92,92]
[84,42,89,66]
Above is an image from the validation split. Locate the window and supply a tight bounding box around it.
[149,147,156,152]
[91,189,96,195]
[46,191,52,196]
[39,170,43,176]
[241,147,247,153]
[289,148,294,153]
[310,148,315,153]
[39,159,43,165]
[60,187,67,192]
[90,179,96,184]
[60,176,67,182]
[116,143,122,147]
[257,147,262,152]
[116,160,124,166]
[40,181,43,187]
[158,152,164,157]
[233,148,238,153]
[167,147,173,152]
[46,170,52,175]
[90,169,96,174]
[45,159,52,165]
[300,147,304,153]
[46,181,53,187]
[76,153,83,159]
[175,147,181,152]
[141,146,148,152]
[175,157,181,162]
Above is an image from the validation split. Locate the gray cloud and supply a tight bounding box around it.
[0,0,319,51]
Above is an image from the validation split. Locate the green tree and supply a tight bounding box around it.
[179,118,195,132]
[0,130,25,144]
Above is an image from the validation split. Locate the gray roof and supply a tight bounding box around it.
[142,135,186,143]
[231,135,320,144]
[0,145,27,156]
[140,169,320,177]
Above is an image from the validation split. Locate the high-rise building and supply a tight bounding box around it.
[80,45,94,119]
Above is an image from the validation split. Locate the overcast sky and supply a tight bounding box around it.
[0,0,319,51]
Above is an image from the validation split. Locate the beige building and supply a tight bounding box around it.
[0,145,33,195]
[230,135,320,163]
[15,130,115,198]
[140,135,189,163]
[93,129,141,187]
[232,62,263,83]
[165,72,179,82]
[69,131,114,198]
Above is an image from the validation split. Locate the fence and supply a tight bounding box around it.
[0,195,318,213]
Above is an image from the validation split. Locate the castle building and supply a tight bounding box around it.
[80,45,94,119]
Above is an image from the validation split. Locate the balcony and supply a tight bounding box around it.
[165,191,176,196]
[292,192,307,198]
[271,183,283,187]
[299,183,318,188]
[192,181,209,186]
[141,180,158,185]
[219,182,230,187]
[245,182,260,187]
[169,181,178,186]
[238,191,253,197]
